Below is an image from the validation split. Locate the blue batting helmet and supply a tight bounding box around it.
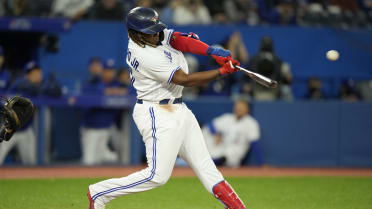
[126,7,167,34]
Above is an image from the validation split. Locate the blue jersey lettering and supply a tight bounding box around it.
[127,49,139,71]
[131,58,139,71]
[127,50,131,62]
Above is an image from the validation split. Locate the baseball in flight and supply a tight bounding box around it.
[326,50,339,61]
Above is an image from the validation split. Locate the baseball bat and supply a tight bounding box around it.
[232,63,278,88]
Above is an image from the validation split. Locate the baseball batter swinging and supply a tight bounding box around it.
[88,7,246,209]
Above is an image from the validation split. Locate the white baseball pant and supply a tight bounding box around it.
[0,127,36,165]
[81,127,118,165]
[89,102,224,208]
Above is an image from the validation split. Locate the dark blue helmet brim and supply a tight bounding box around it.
[138,21,167,34]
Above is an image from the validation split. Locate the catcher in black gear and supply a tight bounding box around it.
[0,96,34,143]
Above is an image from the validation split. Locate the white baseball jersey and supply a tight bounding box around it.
[126,29,189,101]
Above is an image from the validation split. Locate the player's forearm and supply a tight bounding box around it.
[172,69,220,87]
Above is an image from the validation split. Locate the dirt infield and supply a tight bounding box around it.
[1,166,372,179]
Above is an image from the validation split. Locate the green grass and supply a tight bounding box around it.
[0,177,372,209]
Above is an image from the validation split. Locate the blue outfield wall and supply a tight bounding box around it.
[41,99,372,167]
[128,100,372,167]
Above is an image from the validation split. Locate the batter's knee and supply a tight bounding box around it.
[150,173,171,186]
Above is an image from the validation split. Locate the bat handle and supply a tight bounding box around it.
[229,60,234,69]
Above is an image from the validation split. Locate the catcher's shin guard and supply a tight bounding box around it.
[213,180,246,209]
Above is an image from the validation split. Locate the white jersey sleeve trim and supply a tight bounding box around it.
[166,29,174,46]
[167,66,181,84]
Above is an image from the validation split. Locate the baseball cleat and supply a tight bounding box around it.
[87,190,94,209]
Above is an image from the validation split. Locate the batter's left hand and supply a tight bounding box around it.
[212,55,231,66]
[218,58,240,75]
[207,46,231,57]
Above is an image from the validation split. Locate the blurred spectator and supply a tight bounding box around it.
[43,73,63,97]
[202,98,261,167]
[359,0,372,12]
[7,61,63,97]
[152,0,169,12]
[158,1,174,24]
[243,36,293,101]
[225,31,250,66]
[329,0,360,12]
[255,0,297,25]
[1,0,52,17]
[135,0,152,7]
[299,0,369,28]
[88,0,124,21]
[204,0,229,23]
[218,32,249,96]
[326,4,345,28]
[116,67,136,95]
[52,0,93,20]
[225,0,260,25]
[306,77,324,100]
[172,0,211,25]
[8,62,43,96]
[329,0,363,28]
[2,0,31,16]
[256,0,280,24]
[0,0,4,16]
[279,62,293,101]
[80,58,120,165]
[102,59,127,96]
[277,0,297,25]
[300,1,329,27]
[339,79,360,102]
[82,57,103,94]
[0,46,11,91]
[116,68,130,89]
[357,80,372,101]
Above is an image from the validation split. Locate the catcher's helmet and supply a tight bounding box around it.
[126,7,167,34]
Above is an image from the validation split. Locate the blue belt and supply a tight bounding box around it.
[137,97,183,105]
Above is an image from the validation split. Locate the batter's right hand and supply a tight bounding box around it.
[218,58,240,76]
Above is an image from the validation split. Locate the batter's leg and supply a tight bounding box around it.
[88,106,184,208]
[178,107,246,209]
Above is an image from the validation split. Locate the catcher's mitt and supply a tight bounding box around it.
[0,96,34,143]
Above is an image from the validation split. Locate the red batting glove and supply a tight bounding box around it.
[212,55,231,66]
[218,58,240,76]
